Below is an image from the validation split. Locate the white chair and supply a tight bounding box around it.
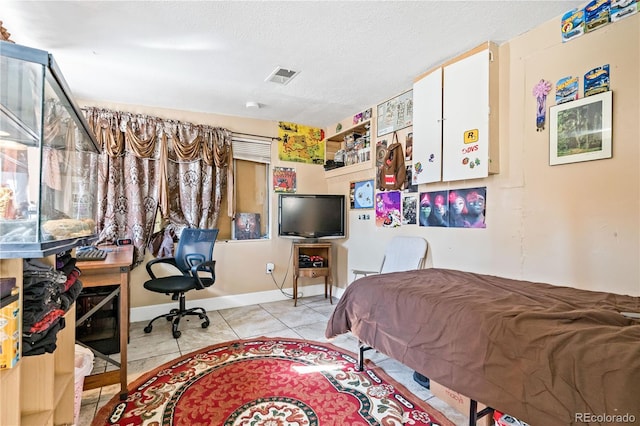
[352,236,428,280]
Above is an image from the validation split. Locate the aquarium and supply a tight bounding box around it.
[0,42,100,258]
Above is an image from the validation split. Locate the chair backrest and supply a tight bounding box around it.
[380,236,428,274]
[174,228,219,272]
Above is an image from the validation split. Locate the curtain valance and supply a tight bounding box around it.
[82,107,234,265]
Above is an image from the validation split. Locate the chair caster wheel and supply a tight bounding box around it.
[144,325,152,333]
[201,320,210,329]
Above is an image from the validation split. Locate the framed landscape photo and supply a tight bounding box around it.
[549,91,612,166]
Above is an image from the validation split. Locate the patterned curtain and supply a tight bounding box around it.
[82,107,233,266]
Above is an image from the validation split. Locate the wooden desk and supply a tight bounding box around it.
[76,245,133,399]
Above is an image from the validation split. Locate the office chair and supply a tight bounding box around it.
[352,236,428,280]
[143,228,218,338]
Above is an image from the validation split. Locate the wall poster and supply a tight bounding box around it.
[375,190,402,228]
[277,121,325,164]
[272,167,296,192]
[402,194,418,225]
[233,213,262,240]
[377,90,413,137]
[417,187,487,228]
[350,179,375,209]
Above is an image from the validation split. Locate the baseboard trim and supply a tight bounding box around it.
[130,284,346,323]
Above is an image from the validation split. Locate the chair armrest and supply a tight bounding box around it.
[352,269,379,276]
[146,257,179,279]
[191,260,216,289]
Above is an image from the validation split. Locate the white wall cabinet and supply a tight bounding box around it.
[413,42,500,183]
[412,67,443,184]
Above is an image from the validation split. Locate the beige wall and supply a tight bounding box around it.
[329,14,639,297]
[82,12,639,312]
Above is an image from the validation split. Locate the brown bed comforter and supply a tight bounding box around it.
[325,268,640,425]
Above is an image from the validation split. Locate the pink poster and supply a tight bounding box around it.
[375,190,402,228]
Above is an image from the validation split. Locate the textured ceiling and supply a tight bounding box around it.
[1,1,583,128]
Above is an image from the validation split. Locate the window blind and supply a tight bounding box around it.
[231,137,272,164]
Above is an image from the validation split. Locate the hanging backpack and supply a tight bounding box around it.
[379,132,406,190]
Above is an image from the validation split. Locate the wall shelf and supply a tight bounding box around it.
[324,119,374,177]
[324,161,372,178]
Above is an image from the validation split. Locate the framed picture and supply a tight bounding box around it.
[233,213,261,240]
[350,179,375,209]
[549,91,612,166]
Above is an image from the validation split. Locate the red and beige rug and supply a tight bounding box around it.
[92,337,454,426]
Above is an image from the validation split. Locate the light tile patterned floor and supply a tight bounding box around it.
[79,295,469,425]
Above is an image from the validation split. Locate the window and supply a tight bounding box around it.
[217,137,271,240]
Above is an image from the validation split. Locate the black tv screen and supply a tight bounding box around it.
[278,194,346,239]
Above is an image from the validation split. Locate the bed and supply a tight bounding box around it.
[325,268,640,426]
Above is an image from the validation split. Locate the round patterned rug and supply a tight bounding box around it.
[92,337,454,426]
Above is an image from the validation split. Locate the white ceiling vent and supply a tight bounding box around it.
[265,67,299,85]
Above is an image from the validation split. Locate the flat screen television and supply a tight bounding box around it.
[278,194,346,240]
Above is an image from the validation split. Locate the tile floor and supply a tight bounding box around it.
[79,295,469,426]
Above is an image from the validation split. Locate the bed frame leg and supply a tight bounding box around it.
[468,399,494,426]
[357,344,372,371]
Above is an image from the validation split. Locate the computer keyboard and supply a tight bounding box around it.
[76,247,108,261]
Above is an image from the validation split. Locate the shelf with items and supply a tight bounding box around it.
[0,255,76,426]
[324,119,374,178]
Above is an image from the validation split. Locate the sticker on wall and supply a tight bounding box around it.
[610,0,638,22]
[464,129,479,144]
[584,0,611,33]
[561,8,585,42]
[277,121,324,164]
[413,161,423,177]
[272,167,296,193]
[584,64,610,97]
[556,76,579,104]
[461,156,481,169]
[375,190,401,228]
[533,79,552,131]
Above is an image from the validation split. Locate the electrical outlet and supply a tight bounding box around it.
[266,262,275,274]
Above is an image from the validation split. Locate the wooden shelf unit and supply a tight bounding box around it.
[0,256,76,426]
[292,242,333,307]
[324,119,374,178]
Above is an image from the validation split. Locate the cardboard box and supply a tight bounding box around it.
[0,296,20,370]
[430,380,492,426]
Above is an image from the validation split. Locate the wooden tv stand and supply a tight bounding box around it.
[292,242,333,307]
